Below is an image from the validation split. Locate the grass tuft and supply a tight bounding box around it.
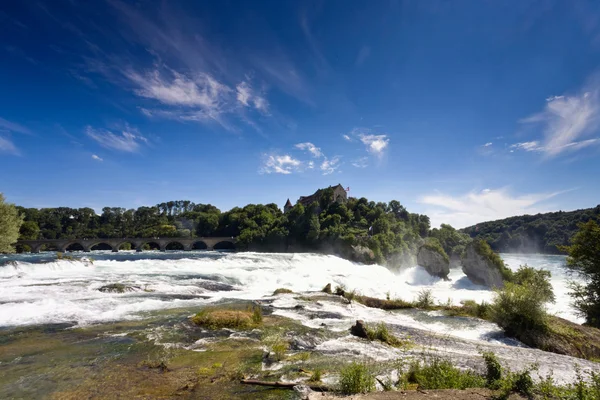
[272,288,293,295]
[338,362,375,394]
[191,309,262,330]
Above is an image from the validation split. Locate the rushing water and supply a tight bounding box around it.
[0,250,596,387]
[0,251,581,329]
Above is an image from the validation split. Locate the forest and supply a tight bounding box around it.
[14,188,432,265]
[462,205,600,254]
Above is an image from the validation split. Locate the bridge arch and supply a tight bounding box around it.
[165,241,184,251]
[89,242,114,251]
[191,241,208,250]
[140,241,160,251]
[115,241,136,251]
[213,241,235,250]
[64,242,85,252]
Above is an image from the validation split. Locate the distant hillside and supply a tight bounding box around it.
[461,205,600,254]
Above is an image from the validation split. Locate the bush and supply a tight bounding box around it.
[459,299,491,319]
[272,288,293,295]
[365,323,406,347]
[561,220,600,327]
[308,369,322,382]
[338,362,375,394]
[406,357,486,390]
[489,267,555,337]
[191,309,260,330]
[481,351,503,389]
[416,289,435,309]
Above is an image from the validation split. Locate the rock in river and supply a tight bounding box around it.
[461,240,508,288]
[417,244,450,279]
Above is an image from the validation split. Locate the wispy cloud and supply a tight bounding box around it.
[359,133,389,156]
[85,125,148,152]
[483,142,493,147]
[0,117,32,135]
[510,141,543,152]
[295,142,323,158]
[320,156,341,175]
[260,153,303,174]
[518,80,600,156]
[0,136,19,155]
[352,157,368,168]
[236,80,269,113]
[91,154,103,161]
[420,187,568,229]
[342,134,352,141]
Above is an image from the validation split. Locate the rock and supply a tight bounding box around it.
[417,245,450,279]
[461,241,505,288]
[293,384,313,400]
[98,283,141,293]
[321,283,332,294]
[350,320,369,339]
[351,245,375,263]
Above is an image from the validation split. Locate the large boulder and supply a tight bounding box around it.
[417,244,450,279]
[461,240,509,288]
[350,320,369,339]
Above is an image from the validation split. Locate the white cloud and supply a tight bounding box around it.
[125,69,230,122]
[520,83,600,156]
[86,125,148,152]
[483,142,493,147]
[91,154,103,161]
[320,156,341,175]
[295,142,323,158]
[359,133,389,155]
[0,117,31,135]
[510,141,543,152]
[236,81,269,113]
[419,187,566,229]
[342,134,352,141]
[260,153,303,174]
[352,157,368,168]
[0,136,19,155]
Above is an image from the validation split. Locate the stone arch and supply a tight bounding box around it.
[89,242,114,251]
[191,241,208,250]
[40,243,61,252]
[115,241,136,251]
[213,241,235,250]
[165,241,184,251]
[65,242,85,252]
[140,241,160,251]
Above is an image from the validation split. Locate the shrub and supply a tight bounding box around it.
[473,239,513,282]
[272,288,293,295]
[365,323,406,347]
[250,305,263,325]
[459,299,491,319]
[335,284,347,296]
[338,362,375,394]
[490,280,550,337]
[512,265,555,303]
[191,309,259,330]
[406,357,486,390]
[416,289,435,309]
[308,369,322,382]
[481,351,503,388]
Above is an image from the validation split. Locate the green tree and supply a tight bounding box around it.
[0,194,24,253]
[19,220,40,240]
[561,220,600,327]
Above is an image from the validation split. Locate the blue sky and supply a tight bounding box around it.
[1,0,600,228]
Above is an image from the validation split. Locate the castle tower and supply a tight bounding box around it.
[284,198,293,213]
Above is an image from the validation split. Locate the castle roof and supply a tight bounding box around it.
[285,198,292,207]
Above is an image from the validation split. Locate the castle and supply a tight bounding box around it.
[284,184,348,213]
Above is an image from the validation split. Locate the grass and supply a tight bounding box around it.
[365,323,408,348]
[191,307,263,330]
[272,288,293,295]
[308,369,322,382]
[404,357,486,390]
[338,362,375,394]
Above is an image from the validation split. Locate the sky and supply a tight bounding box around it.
[1,0,600,229]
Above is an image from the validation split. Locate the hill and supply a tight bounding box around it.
[461,205,600,254]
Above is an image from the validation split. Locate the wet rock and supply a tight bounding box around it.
[289,334,321,350]
[461,241,505,288]
[293,384,313,399]
[321,283,332,294]
[417,245,450,279]
[196,281,237,292]
[98,283,140,293]
[350,320,369,339]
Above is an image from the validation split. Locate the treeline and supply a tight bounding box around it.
[462,205,600,254]
[16,189,432,265]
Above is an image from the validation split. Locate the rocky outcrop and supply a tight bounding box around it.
[98,283,141,293]
[461,241,506,288]
[417,245,450,279]
[350,320,369,339]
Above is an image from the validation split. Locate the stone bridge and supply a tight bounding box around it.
[17,237,237,253]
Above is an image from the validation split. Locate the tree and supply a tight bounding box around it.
[561,220,600,327]
[19,220,40,240]
[0,194,24,253]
